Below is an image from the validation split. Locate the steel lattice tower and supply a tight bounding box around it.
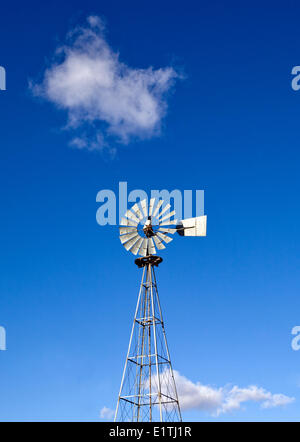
[114,255,182,422]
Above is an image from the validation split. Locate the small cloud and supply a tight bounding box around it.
[100,406,114,420]
[31,16,180,152]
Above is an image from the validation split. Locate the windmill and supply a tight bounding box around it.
[114,197,207,422]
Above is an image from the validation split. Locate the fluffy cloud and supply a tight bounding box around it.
[31,16,179,152]
[173,371,294,416]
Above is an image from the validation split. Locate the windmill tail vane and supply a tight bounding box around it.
[114,197,207,422]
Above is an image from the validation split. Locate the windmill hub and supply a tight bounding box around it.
[143,217,155,238]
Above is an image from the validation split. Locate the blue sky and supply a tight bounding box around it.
[1,0,300,421]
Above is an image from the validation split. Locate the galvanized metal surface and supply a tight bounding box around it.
[114,257,182,422]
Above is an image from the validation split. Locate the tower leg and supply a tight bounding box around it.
[114,257,182,422]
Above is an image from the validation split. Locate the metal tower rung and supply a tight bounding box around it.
[119,397,137,406]
[135,315,160,321]
[135,317,162,326]
[121,392,177,401]
[119,398,179,408]
[129,354,170,362]
[121,400,179,407]
[127,359,172,367]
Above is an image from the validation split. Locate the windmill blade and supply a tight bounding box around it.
[177,215,207,237]
[119,226,137,235]
[140,199,148,218]
[159,219,178,226]
[120,231,140,244]
[156,203,171,220]
[130,237,144,255]
[123,235,140,251]
[152,199,164,217]
[156,231,173,244]
[124,209,140,224]
[148,198,156,216]
[120,217,138,227]
[158,227,177,235]
[153,235,166,250]
[139,238,149,256]
[159,210,176,225]
[130,203,144,221]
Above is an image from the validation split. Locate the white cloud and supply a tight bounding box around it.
[173,371,295,416]
[100,406,114,420]
[32,15,180,152]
